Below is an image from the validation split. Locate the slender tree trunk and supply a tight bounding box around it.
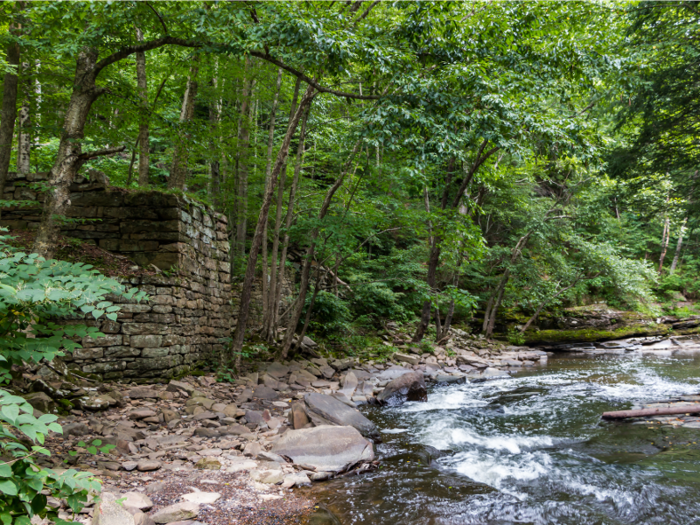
[518,279,582,334]
[658,216,670,274]
[135,27,149,186]
[263,77,301,341]
[16,61,31,176]
[484,231,532,338]
[33,47,106,258]
[482,294,494,333]
[279,138,362,359]
[293,267,325,355]
[230,84,317,365]
[261,68,283,327]
[208,71,222,207]
[168,59,199,190]
[234,60,253,260]
[669,218,688,276]
[441,299,455,340]
[268,100,307,341]
[412,242,441,342]
[486,269,510,338]
[0,37,20,205]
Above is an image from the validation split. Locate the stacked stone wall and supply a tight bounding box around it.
[1,171,232,379]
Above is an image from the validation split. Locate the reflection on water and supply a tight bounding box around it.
[301,352,700,525]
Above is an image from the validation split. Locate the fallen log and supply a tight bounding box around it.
[602,404,700,420]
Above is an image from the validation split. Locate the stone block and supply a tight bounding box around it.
[83,334,122,348]
[131,335,163,348]
[122,322,170,335]
[141,347,170,358]
[105,346,141,358]
[74,347,104,359]
[83,361,126,374]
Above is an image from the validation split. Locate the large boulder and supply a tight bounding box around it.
[303,393,379,440]
[271,425,374,473]
[93,492,135,525]
[376,371,427,406]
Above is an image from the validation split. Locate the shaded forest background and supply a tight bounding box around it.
[1,0,698,358]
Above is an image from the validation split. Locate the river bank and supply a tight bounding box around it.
[22,330,700,524]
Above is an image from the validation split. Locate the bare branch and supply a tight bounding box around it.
[78,146,126,161]
[145,2,168,34]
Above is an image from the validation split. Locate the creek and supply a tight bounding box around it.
[302,351,700,524]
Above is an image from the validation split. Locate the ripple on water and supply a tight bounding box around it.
[304,354,700,525]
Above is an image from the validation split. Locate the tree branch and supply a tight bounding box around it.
[145,2,168,34]
[249,51,380,100]
[355,0,380,24]
[451,141,499,208]
[95,36,202,75]
[78,146,126,161]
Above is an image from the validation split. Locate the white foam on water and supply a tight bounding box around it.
[446,427,554,454]
[449,449,553,499]
[382,428,408,434]
[400,387,488,413]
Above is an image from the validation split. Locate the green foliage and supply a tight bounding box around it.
[507,328,526,346]
[303,291,352,336]
[0,230,142,523]
[0,230,144,383]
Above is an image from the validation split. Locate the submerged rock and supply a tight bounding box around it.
[271,425,374,473]
[376,371,427,406]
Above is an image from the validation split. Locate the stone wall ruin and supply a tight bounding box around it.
[1,171,232,379]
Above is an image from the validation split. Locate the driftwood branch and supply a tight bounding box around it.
[602,404,700,419]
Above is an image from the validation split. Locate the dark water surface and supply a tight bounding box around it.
[301,352,700,525]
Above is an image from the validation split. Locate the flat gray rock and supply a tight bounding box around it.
[271,425,374,473]
[304,393,379,440]
[266,362,290,378]
[376,365,414,381]
[250,386,277,400]
[151,502,199,524]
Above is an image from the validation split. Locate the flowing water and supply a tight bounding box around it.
[302,352,700,525]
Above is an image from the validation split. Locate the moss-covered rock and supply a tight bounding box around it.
[523,323,671,345]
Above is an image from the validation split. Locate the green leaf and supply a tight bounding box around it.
[0,464,11,478]
[0,479,18,495]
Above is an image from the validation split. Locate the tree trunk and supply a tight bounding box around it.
[412,242,441,342]
[261,68,283,328]
[208,71,222,207]
[482,294,494,333]
[292,267,325,356]
[0,37,20,205]
[135,27,149,186]
[485,269,510,338]
[669,218,687,275]
[168,59,199,190]
[268,101,307,341]
[440,299,455,341]
[263,76,301,342]
[279,139,362,358]
[230,84,317,365]
[16,61,31,176]
[658,216,670,274]
[234,60,253,260]
[484,231,532,337]
[32,47,105,258]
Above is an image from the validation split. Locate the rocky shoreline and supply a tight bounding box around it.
[25,328,549,524]
[28,329,700,524]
